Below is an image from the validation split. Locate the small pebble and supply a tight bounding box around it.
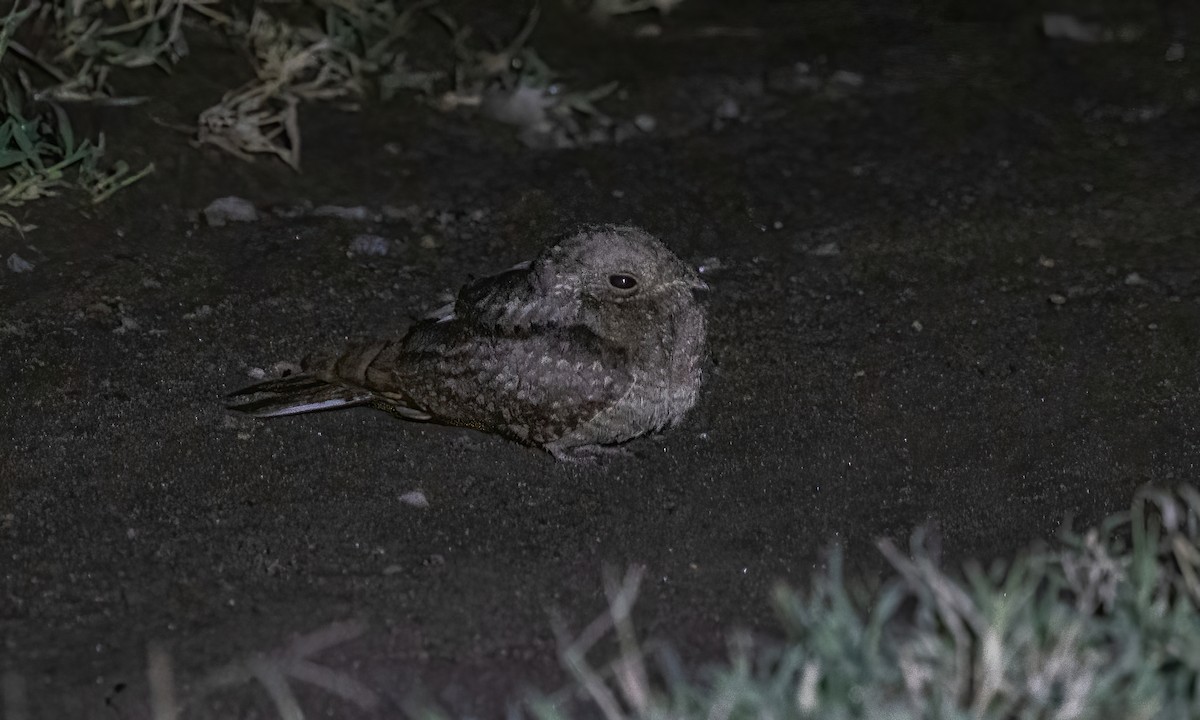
[633,114,657,133]
[203,196,258,227]
[829,70,865,88]
[247,367,267,380]
[911,320,924,332]
[399,490,429,508]
[810,242,841,257]
[6,253,34,273]
[1049,293,1067,305]
[113,316,139,334]
[1124,272,1148,286]
[349,234,390,257]
[183,305,213,320]
[312,205,373,221]
[715,97,741,120]
[633,22,662,38]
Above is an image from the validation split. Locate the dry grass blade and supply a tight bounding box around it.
[187,619,377,717]
[878,535,982,705]
[551,566,646,720]
[147,642,179,720]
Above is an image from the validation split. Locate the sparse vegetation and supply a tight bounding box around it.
[0,3,151,231]
[513,484,1200,719]
[500,485,1200,720]
[6,484,1195,719]
[0,0,684,224]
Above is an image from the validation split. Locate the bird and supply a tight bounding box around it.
[227,224,708,460]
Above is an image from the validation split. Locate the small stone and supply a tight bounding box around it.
[1165,41,1185,62]
[715,97,741,120]
[1123,272,1148,286]
[203,196,258,227]
[1038,256,1056,268]
[633,22,662,38]
[399,490,429,508]
[312,205,374,221]
[911,320,924,332]
[1042,13,1103,43]
[6,253,34,273]
[419,235,438,249]
[247,367,267,380]
[633,114,657,133]
[810,242,841,257]
[1049,293,1067,305]
[183,305,213,320]
[113,316,140,333]
[348,234,390,257]
[272,201,313,219]
[382,204,420,222]
[829,70,864,88]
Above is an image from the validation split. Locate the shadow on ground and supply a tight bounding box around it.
[2,1,1198,717]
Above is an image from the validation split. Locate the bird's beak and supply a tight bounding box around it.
[691,277,710,291]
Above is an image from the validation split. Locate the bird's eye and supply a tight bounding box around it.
[609,274,638,290]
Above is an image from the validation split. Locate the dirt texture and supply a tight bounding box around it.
[2,1,1199,717]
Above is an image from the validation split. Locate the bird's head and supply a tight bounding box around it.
[533,225,706,315]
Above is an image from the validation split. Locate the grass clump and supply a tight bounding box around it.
[4,484,1198,719]
[0,2,154,231]
[0,0,655,224]
[521,484,1200,720]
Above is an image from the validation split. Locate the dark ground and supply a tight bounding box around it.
[2,0,1199,717]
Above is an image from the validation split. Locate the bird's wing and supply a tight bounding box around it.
[390,321,632,446]
[227,340,434,421]
[448,263,581,331]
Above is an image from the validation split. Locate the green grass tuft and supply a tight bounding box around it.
[1,1,156,229]
[517,484,1200,720]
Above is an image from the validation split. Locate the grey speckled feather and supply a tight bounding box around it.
[227,224,709,460]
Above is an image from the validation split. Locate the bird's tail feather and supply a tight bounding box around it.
[226,374,372,418]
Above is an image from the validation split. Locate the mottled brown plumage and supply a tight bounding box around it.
[228,224,708,460]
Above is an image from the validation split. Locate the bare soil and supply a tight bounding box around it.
[2,1,1198,717]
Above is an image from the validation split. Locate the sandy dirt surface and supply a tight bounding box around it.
[2,1,1198,717]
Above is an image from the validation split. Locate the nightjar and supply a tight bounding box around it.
[228,224,708,460]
